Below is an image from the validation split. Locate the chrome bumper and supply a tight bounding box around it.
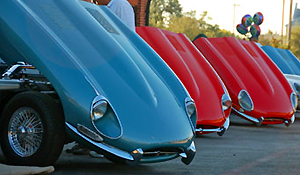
[233,108,295,127]
[66,122,196,165]
[285,114,295,127]
[232,108,264,126]
[195,117,230,136]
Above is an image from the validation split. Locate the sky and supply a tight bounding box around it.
[178,0,300,35]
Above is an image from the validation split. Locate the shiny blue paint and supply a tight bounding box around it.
[0,0,195,161]
[262,46,300,75]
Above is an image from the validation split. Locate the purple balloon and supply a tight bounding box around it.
[236,24,248,35]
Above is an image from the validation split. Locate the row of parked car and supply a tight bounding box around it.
[0,0,298,167]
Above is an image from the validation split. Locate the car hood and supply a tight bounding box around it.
[193,37,294,118]
[0,0,195,151]
[137,26,230,128]
[262,46,300,76]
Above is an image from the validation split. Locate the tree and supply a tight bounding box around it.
[167,11,234,40]
[149,0,182,28]
[290,26,300,58]
[167,11,201,39]
[258,30,286,48]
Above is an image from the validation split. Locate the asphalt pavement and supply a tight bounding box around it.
[1,113,300,175]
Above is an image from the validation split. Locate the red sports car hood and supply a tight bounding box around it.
[137,26,231,128]
[193,37,294,119]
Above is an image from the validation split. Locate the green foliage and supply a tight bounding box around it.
[258,30,286,48]
[167,11,234,40]
[149,0,182,29]
[290,26,300,58]
[149,1,239,41]
[259,28,300,59]
[148,1,300,59]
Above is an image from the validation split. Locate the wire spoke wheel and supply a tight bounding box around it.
[0,91,65,166]
[8,107,43,157]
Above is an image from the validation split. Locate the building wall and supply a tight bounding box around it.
[293,3,300,25]
[128,0,150,26]
[81,0,150,26]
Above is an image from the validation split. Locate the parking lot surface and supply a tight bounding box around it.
[1,113,300,175]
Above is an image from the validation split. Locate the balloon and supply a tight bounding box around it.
[236,24,248,35]
[253,12,264,25]
[250,25,261,37]
[241,14,253,27]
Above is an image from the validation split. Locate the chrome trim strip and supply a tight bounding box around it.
[232,108,263,125]
[76,124,103,142]
[196,128,221,133]
[66,122,133,161]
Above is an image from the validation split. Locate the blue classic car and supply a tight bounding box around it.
[262,46,300,108]
[0,0,196,166]
[262,46,300,75]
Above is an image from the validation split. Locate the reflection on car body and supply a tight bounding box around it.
[137,26,231,136]
[194,37,296,126]
[0,0,196,166]
[262,46,300,109]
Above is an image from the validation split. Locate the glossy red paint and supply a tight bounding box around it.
[193,37,295,125]
[137,26,231,134]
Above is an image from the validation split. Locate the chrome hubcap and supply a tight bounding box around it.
[8,107,43,157]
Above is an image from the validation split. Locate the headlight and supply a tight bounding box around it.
[238,90,253,111]
[91,98,108,121]
[221,93,232,111]
[185,97,197,130]
[294,83,300,93]
[90,95,122,139]
[91,95,108,121]
[185,101,196,117]
[291,92,298,110]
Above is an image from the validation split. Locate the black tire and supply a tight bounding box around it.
[0,91,65,166]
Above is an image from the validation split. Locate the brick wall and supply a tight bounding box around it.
[128,0,150,26]
[81,0,150,26]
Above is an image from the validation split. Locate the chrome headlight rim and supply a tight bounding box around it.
[293,83,300,93]
[238,90,254,111]
[90,95,123,140]
[185,97,197,132]
[221,93,232,112]
[185,97,196,118]
[291,92,298,110]
[91,100,108,121]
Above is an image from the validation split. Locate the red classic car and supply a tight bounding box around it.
[193,37,296,126]
[137,27,232,136]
